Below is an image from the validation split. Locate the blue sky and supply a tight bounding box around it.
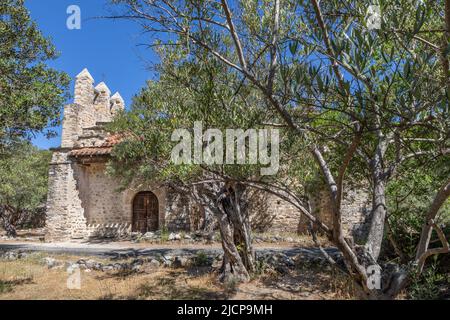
[25,0,158,149]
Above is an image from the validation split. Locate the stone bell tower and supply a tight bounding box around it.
[60,68,124,149]
[45,68,125,241]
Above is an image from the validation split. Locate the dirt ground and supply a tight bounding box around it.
[0,228,349,300]
[0,253,355,300]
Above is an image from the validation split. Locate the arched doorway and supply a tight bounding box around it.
[132,191,159,233]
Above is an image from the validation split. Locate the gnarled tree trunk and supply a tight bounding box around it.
[0,205,17,237]
[216,181,255,281]
[192,181,255,282]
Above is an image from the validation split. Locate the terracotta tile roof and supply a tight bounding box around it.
[100,133,123,147]
[69,134,122,158]
[69,147,113,157]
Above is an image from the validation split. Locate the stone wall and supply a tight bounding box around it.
[248,190,301,233]
[76,126,108,148]
[46,151,72,241]
[83,163,127,225]
[247,183,371,240]
[45,151,89,241]
[46,156,371,241]
[60,104,80,149]
[304,185,372,241]
[165,190,192,231]
[341,187,372,241]
[46,155,177,240]
[46,153,371,241]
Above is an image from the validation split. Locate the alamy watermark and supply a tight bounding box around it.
[66,5,81,30]
[366,265,381,290]
[171,121,279,176]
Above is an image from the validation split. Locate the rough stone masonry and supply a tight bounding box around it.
[45,68,371,242]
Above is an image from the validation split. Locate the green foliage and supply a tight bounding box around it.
[193,251,210,267]
[0,280,13,294]
[110,1,450,292]
[409,262,449,300]
[387,158,450,258]
[0,0,70,154]
[110,0,448,224]
[107,52,313,193]
[160,226,169,242]
[0,142,51,227]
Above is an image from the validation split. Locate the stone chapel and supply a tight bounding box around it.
[45,69,371,241]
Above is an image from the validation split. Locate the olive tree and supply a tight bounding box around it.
[0,143,51,236]
[0,0,68,236]
[110,0,449,297]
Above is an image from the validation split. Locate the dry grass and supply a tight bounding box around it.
[0,254,227,300]
[0,253,355,300]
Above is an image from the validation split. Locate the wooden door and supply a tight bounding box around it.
[132,192,159,233]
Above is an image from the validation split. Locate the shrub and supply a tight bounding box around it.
[409,262,449,300]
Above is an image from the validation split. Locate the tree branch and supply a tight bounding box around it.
[221,0,248,71]
[267,0,280,94]
[415,178,450,272]
[311,0,345,91]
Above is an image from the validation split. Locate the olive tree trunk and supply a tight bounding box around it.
[216,182,255,281]
[0,205,17,237]
[191,181,255,282]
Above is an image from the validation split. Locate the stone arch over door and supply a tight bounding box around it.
[132,191,159,233]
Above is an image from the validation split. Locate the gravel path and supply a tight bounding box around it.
[0,241,338,259]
